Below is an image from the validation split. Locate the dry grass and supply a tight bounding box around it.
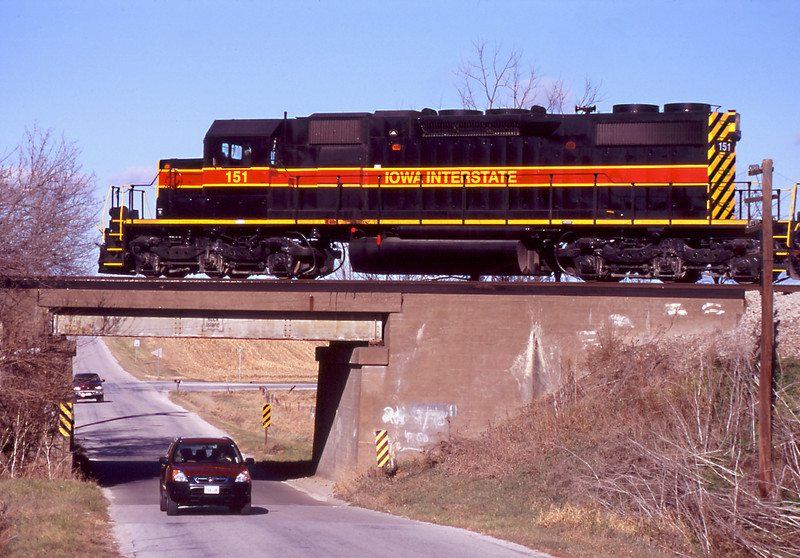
[103,336,322,383]
[337,332,800,557]
[169,389,316,462]
[0,479,119,557]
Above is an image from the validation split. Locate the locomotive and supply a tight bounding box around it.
[98,103,800,281]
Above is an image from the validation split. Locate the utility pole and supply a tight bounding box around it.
[751,159,775,499]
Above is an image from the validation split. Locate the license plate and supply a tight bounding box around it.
[203,486,220,495]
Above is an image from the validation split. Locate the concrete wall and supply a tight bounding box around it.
[317,292,743,477]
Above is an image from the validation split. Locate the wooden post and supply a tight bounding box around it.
[759,159,775,499]
[263,404,271,448]
[261,387,271,450]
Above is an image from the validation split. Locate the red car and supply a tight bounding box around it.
[72,373,104,402]
[159,436,254,515]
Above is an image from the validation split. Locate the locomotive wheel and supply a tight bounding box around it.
[553,242,579,279]
[198,250,228,278]
[558,265,580,281]
[134,252,163,278]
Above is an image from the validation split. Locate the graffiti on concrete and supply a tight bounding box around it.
[702,302,725,315]
[381,403,458,451]
[665,303,688,317]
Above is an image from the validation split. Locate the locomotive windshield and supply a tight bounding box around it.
[218,142,251,167]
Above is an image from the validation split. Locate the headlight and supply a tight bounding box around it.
[172,470,188,482]
[235,471,250,483]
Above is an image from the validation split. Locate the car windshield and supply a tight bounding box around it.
[74,373,100,382]
[173,443,241,464]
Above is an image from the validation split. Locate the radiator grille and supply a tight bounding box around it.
[597,121,703,146]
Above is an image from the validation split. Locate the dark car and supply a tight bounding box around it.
[72,373,104,402]
[159,436,254,515]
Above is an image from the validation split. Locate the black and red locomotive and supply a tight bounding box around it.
[98,103,800,281]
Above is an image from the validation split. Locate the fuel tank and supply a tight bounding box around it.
[349,237,521,277]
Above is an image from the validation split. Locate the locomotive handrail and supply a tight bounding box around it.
[100,184,154,229]
[774,184,798,248]
[734,181,796,222]
[97,185,116,233]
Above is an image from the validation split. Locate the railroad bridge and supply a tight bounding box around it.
[20,279,747,479]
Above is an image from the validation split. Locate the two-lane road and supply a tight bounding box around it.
[73,337,550,558]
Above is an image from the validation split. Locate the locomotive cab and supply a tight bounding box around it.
[203,119,282,169]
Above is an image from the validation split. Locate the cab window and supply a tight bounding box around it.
[218,141,251,167]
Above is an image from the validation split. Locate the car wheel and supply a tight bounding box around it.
[232,501,251,515]
[160,490,167,512]
[166,496,179,516]
[97,395,104,402]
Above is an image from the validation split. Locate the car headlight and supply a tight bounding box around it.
[235,471,250,483]
[172,470,189,482]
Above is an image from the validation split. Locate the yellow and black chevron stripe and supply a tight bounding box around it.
[375,429,389,468]
[708,111,739,219]
[58,402,73,438]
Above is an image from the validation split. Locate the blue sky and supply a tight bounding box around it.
[2,0,799,217]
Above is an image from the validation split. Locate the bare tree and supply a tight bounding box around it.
[575,77,603,110]
[456,41,539,110]
[0,331,75,479]
[455,41,603,113]
[0,127,99,478]
[0,127,99,278]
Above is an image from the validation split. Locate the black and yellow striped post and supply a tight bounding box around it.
[262,403,272,447]
[375,429,389,468]
[59,402,74,450]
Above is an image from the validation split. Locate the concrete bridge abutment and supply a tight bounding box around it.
[311,289,744,480]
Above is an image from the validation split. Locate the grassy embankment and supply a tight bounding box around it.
[336,339,800,558]
[0,479,119,558]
